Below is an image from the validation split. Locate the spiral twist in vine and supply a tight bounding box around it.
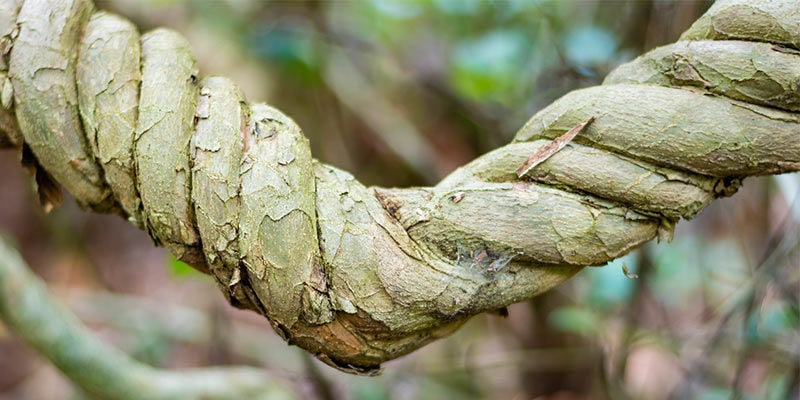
[0,0,798,374]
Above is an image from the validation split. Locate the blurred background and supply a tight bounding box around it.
[1,0,798,399]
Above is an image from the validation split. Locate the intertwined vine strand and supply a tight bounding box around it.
[0,0,797,374]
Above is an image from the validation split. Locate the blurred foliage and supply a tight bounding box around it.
[166,255,204,279]
[114,0,704,186]
[1,1,799,400]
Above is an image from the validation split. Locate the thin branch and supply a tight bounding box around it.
[0,235,298,400]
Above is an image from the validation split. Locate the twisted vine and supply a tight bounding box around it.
[0,0,798,375]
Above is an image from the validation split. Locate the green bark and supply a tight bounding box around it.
[191,77,249,306]
[681,0,800,49]
[605,40,800,112]
[0,0,19,147]
[451,141,719,220]
[238,103,331,332]
[135,28,202,265]
[515,84,800,177]
[9,0,115,210]
[77,12,141,224]
[0,0,798,377]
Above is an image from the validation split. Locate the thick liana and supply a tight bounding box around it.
[0,0,798,375]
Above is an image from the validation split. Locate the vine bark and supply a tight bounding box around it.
[0,0,797,375]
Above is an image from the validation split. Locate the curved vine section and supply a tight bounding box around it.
[0,0,797,374]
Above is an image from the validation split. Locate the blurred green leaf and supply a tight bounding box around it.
[762,374,793,400]
[649,239,704,307]
[585,254,637,307]
[250,25,320,82]
[755,302,799,341]
[369,0,422,19]
[562,26,617,66]
[352,380,390,400]
[167,255,202,279]
[433,0,480,15]
[449,30,528,103]
[549,306,599,335]
[697,387,735,400]
[746,310,762,344]
[417,372,483,400]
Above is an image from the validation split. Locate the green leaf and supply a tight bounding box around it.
[548,306,599,335]
[167,255,202,279]
[449,29,528,103]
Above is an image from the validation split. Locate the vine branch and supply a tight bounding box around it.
[0,0,797,376]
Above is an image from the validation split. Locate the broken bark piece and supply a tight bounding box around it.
[516,117,594,177]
